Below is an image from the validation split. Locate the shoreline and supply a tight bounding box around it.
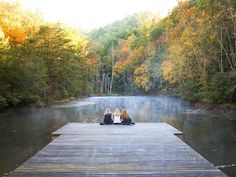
[194,102,236,113]
[1,95,235,115]
[193,102,236,120]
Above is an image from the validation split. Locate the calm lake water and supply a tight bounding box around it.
[0,96,236,176]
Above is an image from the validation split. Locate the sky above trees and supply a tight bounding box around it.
[6,0,177,30]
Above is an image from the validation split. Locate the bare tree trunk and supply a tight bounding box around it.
[217,37,234,71]
[105,74,109,93]
[100,73,105,93]
[220,30,223,72]
[109,43,114,93]
[223,25,235,64]
[107,76,110,93]
[221,4,236,69]
[226,0,236,61]
[109,68,114,93]
[192,46,203,71]
[96,67,100,93]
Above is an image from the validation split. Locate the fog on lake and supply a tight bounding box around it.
[0,96,236,176]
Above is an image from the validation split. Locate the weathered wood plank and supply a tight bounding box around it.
[9,123,227,177]
[9,171,226,177]
[52,123,183,136]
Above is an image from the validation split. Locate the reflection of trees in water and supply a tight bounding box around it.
[163,113,236,175]
[169,114,236,175]
[1,96,235,176]
[41,96,236,175]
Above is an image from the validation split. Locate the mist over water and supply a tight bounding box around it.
[86,96,193,122]
[52,96,193,123]
[0,96,235,176]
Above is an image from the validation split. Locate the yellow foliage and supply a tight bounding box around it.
[0,27,4,39]
[114,60,123,78]
[162,60,175,84]
[0,26,10,52]
[0,1,41,45]
[119,39,130,53]
[134,63,151,91]
[127,46,146,66]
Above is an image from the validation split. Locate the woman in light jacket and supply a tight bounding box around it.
[113,108,121,124]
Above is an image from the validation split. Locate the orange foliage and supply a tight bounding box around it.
[0,1,41,45]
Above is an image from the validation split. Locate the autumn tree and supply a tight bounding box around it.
[0,1,41,45]
[0,1,100,108]
[162,0,236,102]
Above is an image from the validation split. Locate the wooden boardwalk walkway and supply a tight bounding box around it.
[9,123,227,177]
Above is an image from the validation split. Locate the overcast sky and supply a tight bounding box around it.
[10,0,178,30]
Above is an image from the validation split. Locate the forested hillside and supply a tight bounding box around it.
[89,12,156,93]
[0,0,235,108]
[0,1,99,107]
[91,0,236,104]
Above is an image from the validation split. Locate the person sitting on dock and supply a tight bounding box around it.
[121,109,134,125]
[100,108,113,125]
[113,108,122,124]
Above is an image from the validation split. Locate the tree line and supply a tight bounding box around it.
[91,0,236,104]
[0,0,235,108]
[0,1,99,107]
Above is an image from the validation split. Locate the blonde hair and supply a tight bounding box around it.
[104,108,111,116]
[113,108,121,116]
[121,109,128,121]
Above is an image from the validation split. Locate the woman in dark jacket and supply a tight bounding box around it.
[102,108,113,124]
[121,109,134,125]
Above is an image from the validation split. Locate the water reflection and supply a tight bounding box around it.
[0,96,235,176]
[165,115,236,176]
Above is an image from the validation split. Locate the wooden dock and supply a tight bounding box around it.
[9,123,227,176]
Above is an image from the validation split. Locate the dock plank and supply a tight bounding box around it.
[9,123,227,177]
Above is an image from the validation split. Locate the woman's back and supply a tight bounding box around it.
[103,113,112,124]
[113,115,121,124]
[121,109,132,125]
[103,108,113,124]
[113,108,121,124]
